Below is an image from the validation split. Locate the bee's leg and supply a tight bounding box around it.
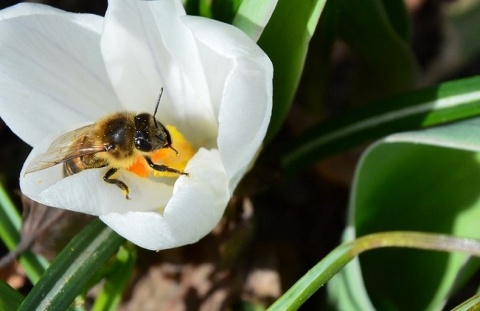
[145,156,189,176]
[103,167,130,199]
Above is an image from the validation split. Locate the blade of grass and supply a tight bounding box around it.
[258,0,327,143]
[451,293,480,311]
[211,0,243,24]
[282,75,480,174]
[267,232,480,311]
[18,218,125,311]
[199,0,213,18]
[92,244,136,311]
[0,183,48,283]
[233,0,278,42]
[0,184,21,250]
[0,279,24,311]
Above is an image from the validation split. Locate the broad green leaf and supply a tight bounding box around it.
[0,184,47,283]
[282,76,480,174]
[329,117,480,310]
[233,0,278,42]
[0,279,24,311]
[258,0,327,143]
[18,218,124,311]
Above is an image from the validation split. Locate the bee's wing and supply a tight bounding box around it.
[25,124,108,174]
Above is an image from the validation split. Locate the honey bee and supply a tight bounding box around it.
[25,88,188,199]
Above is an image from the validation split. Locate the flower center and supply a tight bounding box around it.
[127,125,195,178]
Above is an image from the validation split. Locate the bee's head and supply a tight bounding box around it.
[134,113,177,154]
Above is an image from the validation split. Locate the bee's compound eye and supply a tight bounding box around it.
[134,133,153,152]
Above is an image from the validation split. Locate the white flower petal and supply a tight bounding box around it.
[20,130,176,215]
[2,0,272,251]
[0,5,118,146]
[219,58,273,189]
[0,3,104,34]
[100,148,229,250]
[101,0,218,146]
[0,3,64,20]
[22,168,175,215]
[101,0,165,110]
[183,17,273,190]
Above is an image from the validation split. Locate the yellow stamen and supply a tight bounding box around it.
[127,125,194,178]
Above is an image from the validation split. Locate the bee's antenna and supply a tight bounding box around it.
[153,87,163,128]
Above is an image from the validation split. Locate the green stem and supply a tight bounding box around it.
[267,231,480,311]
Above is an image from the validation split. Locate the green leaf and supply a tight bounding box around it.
[258,0,327,143]
[199,0,213,18]
[184,0,200,16]
[293,0,337,117]
[336,0,416,104]
[282,75,480,174]
[0,183,48,283]
[212,0,243,23]
[0,184,21,244]
[196,0,242,23]
[379,0,412,43]
[92,244,137,311]
[0,184,21,255]
[0,279,24,311]
[233,0,278,42]
[18,218,125,311]
[329,117,480,310]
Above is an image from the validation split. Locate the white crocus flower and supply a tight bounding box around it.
[0,0,272,250]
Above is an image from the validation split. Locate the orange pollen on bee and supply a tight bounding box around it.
[127,125,195,178]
